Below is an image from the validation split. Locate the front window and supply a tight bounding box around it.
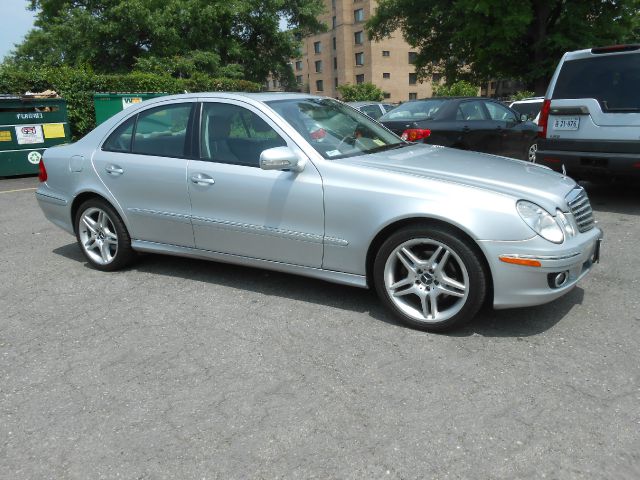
[266,98,406,160]
[380,99,446,121]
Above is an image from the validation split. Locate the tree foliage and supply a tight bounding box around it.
[337,82,384,102]
[8,0,326,84]
[433,81,479,97]
[367,0,640,94]
[0,64,260,138]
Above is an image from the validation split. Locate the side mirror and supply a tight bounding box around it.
[259,146,305,172]
[520,114,528,122]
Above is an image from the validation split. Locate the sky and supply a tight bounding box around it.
[1,0,36,61]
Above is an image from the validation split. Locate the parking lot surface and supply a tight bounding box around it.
[1,176,639,479]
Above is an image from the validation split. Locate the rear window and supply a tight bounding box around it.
[380,100,446,121]
[553,54,640,112]
[511,101,543,120]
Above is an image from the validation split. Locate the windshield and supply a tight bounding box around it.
[380,99,446,121]
[266,98,405,159]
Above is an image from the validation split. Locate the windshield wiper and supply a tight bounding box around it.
[366,142,409,154]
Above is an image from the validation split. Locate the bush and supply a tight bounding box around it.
[337,82,384,102]
[0,65,261,138]
[510,90,536,101]
[432,80,479,97]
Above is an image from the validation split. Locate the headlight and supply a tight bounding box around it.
[516,200,564,243]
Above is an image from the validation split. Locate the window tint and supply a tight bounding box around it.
[132,104,192,157]
[200,103,286,168]
[380,100,445,121]
[456,101,488,121]
[553,54,640,111]
[103,116,135,152]
[485,101,517,122]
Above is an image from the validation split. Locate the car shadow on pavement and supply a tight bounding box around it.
[581,180,640,216]
[53,243,585,338]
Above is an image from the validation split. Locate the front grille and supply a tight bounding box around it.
[566,187,595,233]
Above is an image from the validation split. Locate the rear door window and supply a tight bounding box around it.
[553,54,640,112]
[132,104,193,157]
[456,101,488,121]
[361,105,383,119]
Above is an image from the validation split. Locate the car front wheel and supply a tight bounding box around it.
[75,198,135,271]
[373,225,488,331]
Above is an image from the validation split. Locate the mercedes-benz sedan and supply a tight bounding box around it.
[36,93,602,331]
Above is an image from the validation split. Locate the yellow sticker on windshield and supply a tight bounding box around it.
[43,123,66,139]
[0,131,11,142]
[373,139,385,146]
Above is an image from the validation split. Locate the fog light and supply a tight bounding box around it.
[548,271,569,289]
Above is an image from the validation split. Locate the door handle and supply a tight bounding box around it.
[190,173,215,185]
[105,165,123,175]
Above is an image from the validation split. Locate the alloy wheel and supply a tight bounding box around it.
[78,207,118,265]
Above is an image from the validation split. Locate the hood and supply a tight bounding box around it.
[343,144,577,212]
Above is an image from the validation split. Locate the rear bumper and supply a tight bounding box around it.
[480,227,603,309]
[537,138,640,178]
[36,185,75,235]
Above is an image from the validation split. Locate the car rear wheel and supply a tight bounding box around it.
[75,198,135,271]
[373,225,488,332]
[527,142,537,162]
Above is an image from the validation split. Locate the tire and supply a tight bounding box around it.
[373,225,488,332]
[527,141,537,162]
[74,198,135,271]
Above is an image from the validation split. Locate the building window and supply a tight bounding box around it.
[334,77,338,88]
[408,52,418,64]
[409,73,417,85]
[354,8,364,22]
[383,72,391,79]
[383,92,391,99]
[382,50,390,57]
[316,80,324,92]
[355,52,364,66]
[356,74,365,84]
[333,57,338,69]
[315,60,322,73]
[296,75,303,84]
[333,37,337,50]
[295,60,303,71]
[409,92,418,100]
[332,0,336,8]
[354,31,363,44]
[314,41,321,54]
[332,16,336,28]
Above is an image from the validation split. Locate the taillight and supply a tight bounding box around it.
[401,129,431,142]
[537,99,551,139]
[38,159,47,182]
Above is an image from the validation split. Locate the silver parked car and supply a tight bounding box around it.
[36,93,602,331]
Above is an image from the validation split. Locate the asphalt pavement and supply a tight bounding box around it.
[1,176,638,479]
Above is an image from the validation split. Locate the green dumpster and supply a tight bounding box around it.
[93,92,168,125]
[0,95,71,176]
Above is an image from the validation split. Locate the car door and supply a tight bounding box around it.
[187,99,325,268]
[483,100,523,158]
[93,100,196,247]
[454,100,499,154]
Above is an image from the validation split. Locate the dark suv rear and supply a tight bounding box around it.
[536,45,640,180]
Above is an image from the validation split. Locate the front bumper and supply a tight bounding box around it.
[481,227,603,309]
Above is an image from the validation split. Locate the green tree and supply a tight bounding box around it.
[8,0,326,84]
[367,0,640,94]
[337,82,384,102]
[433,80,479,97]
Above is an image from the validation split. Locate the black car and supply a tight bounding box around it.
[379,97,538,161]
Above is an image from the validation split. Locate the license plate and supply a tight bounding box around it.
[553,117,580,130]
[593,238,602,263]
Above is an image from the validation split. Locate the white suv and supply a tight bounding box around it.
[536,44,640,180]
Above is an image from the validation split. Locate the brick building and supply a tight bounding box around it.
[292,0,435,102]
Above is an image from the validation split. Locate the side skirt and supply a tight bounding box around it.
[131,240,368,289]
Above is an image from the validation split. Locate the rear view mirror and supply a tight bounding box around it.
[259,146,305,172]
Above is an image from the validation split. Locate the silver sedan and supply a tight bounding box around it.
[36,93,602,331]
